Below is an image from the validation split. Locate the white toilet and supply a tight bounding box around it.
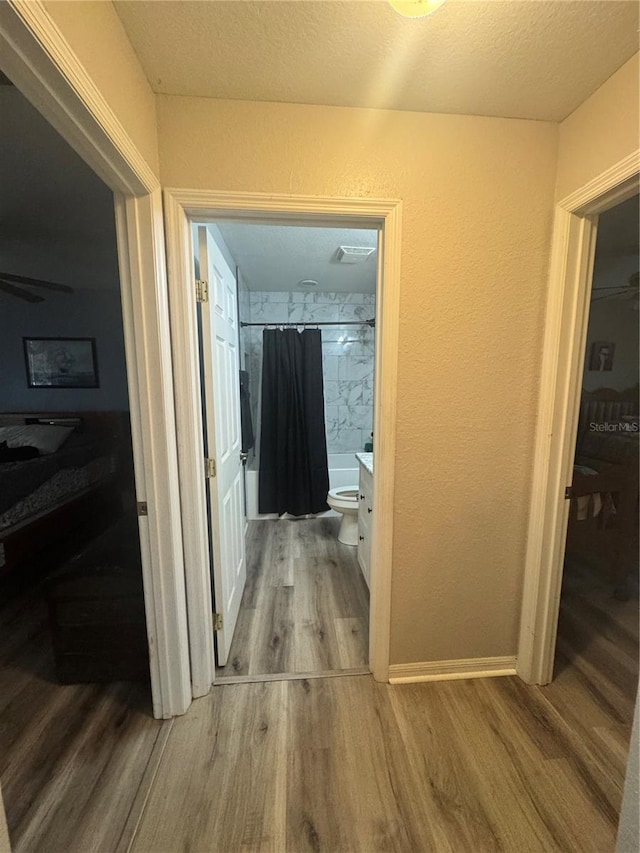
[326,485,360,546]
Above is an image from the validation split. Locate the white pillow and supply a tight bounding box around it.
[0,424,74,455]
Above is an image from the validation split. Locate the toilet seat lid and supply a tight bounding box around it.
[328,485,359,501]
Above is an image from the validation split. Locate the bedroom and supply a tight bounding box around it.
[556,193,639,719]
[0,76,153,828]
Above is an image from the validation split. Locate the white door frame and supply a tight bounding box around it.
[164,189,402,696]
[517,150,639,685]
[0,0,192,717]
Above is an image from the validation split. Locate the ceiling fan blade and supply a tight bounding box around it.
[592,292,624,301]
[0,280,45,303]
[592,290,638,302]
[0,271,74,293]
[591,285,632,293]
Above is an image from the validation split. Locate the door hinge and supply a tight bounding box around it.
[213,612,223,631]
[205,457,216,478]
[195,279,209,303]
[137,501,148,516]
[565,486,573,500]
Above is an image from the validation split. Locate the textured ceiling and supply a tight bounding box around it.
[215,223,378,292]
[114,0,639,122]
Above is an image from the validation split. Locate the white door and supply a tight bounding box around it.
[197,225,246,666]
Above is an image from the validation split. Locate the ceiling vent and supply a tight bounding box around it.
[336,245,376,264]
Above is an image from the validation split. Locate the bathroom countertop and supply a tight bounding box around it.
[355,452,373,476]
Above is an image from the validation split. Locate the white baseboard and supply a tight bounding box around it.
[388,656,517,684]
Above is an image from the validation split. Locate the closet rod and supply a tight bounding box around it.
[240,319,375,328]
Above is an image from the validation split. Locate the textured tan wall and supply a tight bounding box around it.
[556,52,639,201]
[22,7,636,668]
[43,0,160,176]
[158,96,558,664]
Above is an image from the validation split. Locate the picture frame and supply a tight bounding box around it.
[588,340,615,372]
[23,337,99,389]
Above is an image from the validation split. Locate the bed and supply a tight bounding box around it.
[0,412,130,575]
[565,387,639,593]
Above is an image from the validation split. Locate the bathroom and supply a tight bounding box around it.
[200,221,377,681]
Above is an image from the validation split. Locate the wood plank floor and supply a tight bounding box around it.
[133,557,639,853]
[2,549,637,852]
[0,568,166,853]
[216,518,370,679]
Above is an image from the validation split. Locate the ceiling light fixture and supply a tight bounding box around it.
[389,0,446,18]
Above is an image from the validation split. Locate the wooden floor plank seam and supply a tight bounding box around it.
[1,539,637,852]
[116,718,174,853]
[216,518,370,681]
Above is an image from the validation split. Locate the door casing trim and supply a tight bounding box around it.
[517,150,639,685]
[163,188,402,693]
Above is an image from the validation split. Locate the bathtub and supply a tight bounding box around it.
[244,452,360,520]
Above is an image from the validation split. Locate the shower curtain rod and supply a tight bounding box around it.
[240,319,375,328]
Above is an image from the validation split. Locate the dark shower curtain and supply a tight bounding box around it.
[259,328,330,516]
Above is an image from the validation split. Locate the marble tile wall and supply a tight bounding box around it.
[239,290,375,464]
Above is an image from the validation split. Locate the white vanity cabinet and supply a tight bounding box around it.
[356,456,373,589]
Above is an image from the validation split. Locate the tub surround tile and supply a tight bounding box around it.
[325,379,372,408]
[315,292,366,304]
[345,380,370,407]
[323,356,339,381]
[339,355,374,382]
[322,330,368,345]
[360,379,374,407]
[342,343,372,358]
[324,380,342,406]
[337,405,373,432]
[321,342,351,358]
[325,405,339,429]
[326,428,364,453]
[240,290,375,455]
[289,290,317,304]
[250,302,290,323]
[261,291,291,303]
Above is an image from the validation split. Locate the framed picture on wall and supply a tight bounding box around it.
[588,340,615,372]
[23,337,99,388]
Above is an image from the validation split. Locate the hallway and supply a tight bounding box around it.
[2,551,637,852]
[216,518,370,679]
[134,560,638,851]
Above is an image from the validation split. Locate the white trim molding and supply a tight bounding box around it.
[517,150,640,685]
[163,188,402,692]
[162,192,215,698]
[0,0,158,195]
[389,657,517,684]
[561,150,640,215]
[115,192,192,717]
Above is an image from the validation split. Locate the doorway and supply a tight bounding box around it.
[550,193,639,726]
[518,166,639,688]
[164,189,401,696]
[0,77,160,850]
[194,221,377,681]
[1,2,194,720]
